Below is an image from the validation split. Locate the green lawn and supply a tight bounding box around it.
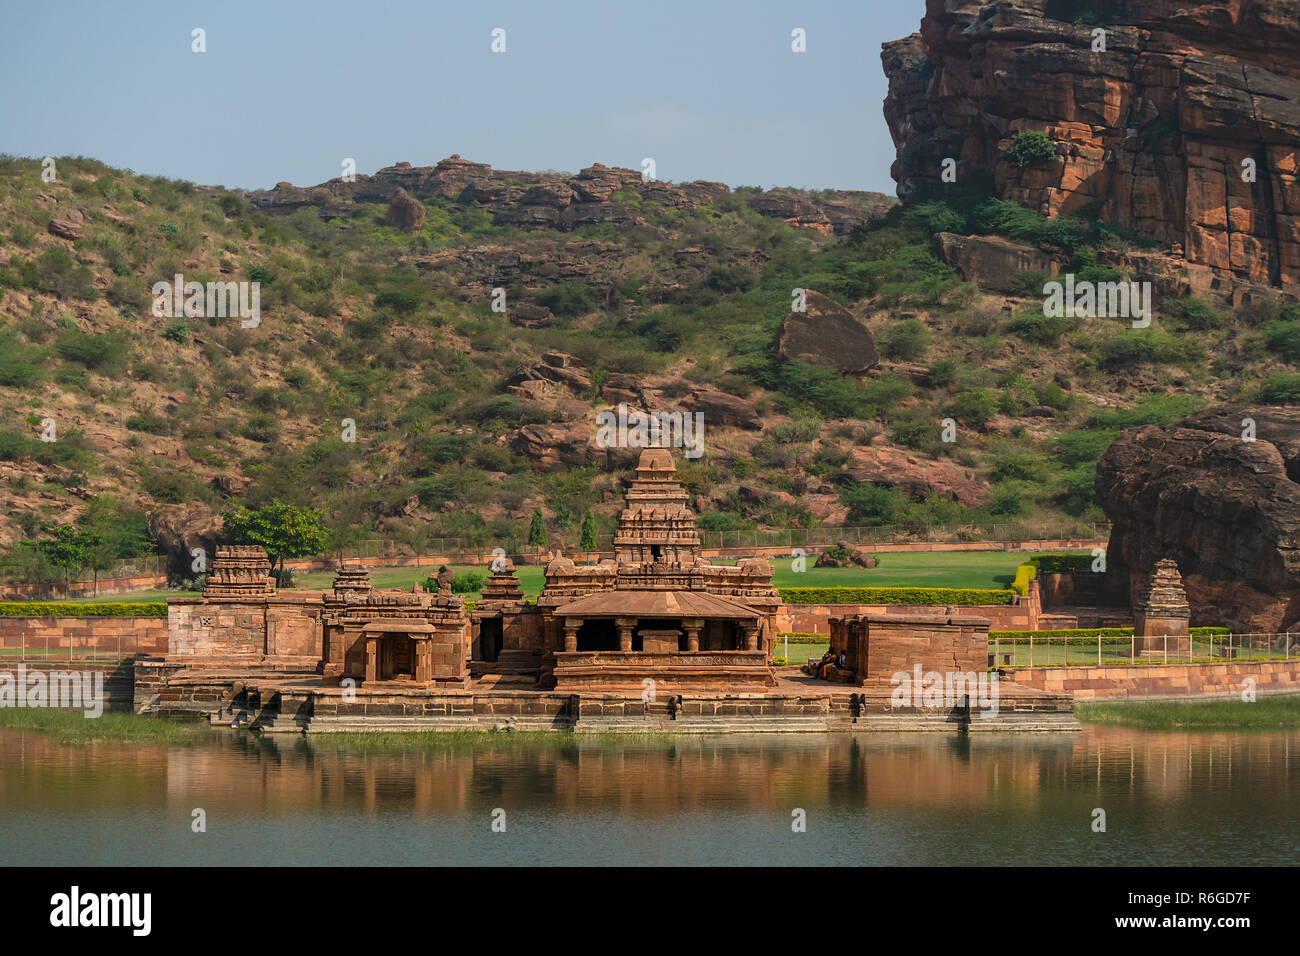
[25,550,1083,604]
[992,637,1289,668]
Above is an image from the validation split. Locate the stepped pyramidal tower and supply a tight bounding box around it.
[612,447,701,564]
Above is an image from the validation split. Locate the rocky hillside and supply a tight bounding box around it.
[5,65,1300,580]
[883,0,1300,300]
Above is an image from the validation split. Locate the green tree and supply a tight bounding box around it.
[221,500,330,583]
[579,511,598,551]
[35,522,102,593]
[528,508,549,548]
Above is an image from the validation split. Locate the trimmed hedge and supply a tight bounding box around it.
[1011,552,1097,595]
[0,602,167,617]
[779,587,1016,606]
[775,632,827,643]
[990,626,1233,640]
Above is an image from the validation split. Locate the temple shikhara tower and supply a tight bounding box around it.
[533,447,782,691]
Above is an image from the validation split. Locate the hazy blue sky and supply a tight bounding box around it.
[0,0,924,194]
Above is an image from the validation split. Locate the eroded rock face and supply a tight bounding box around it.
[778,290,879,374]
[883,0,1300,293]
[1096,403,1300,631]
[146,504,224,583]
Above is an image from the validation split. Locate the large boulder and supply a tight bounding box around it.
[934,233,1059,293]
[778,290,879,374]
[384,188,426,234]
[846,440,989,507]
[1096,403,1300,631]
[682,387,762,430]
[146,504,225,583]
[511,421,605,472]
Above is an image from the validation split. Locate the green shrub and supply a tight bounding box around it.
[879,319,932,360]
[374,289,422,315]
[1098,331,1202,369]
[946,388,998,427]
[1006,310,1080,346]
[1263,319,1300,362]
[779,587,1016,606]
[0,332,44,387]
[1001,130,1057,168]
[1168,297,1228,331]
[0,602,166,617]
[54,329,130,373]
[839,484,906,526]
[1259,372,1300,405]
[989,485,1028,515]
[904,200,967,234]
[538,283,597,318]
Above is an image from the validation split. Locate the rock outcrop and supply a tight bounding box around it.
[252,156,892,238]
[778,290,879,374]
[1096,403,1300,631]
[934,232,1060,292]
[146,504,224,583]
[384,188,426,234]
[883,0,1300,295]
[847,440,990,507]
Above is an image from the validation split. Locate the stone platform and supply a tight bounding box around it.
[134,660,1078,734]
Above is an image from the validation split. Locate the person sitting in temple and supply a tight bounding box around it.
[803,646,838,679]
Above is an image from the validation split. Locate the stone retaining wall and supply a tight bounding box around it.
[0,659,136,711]
[0,615,167,657]
[1006,659,1300,700]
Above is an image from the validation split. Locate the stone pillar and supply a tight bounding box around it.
[683,618,702,652]
[365,637,378,682]
[563,619,581,653]
[615,617,636,652]
[742,622,758,652]
[414,637,431,683]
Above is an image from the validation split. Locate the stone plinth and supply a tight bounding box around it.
[550,650,775,692]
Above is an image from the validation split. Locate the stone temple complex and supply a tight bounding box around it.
[141,446,1076,732]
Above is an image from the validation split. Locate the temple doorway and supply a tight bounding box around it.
[480,618,503,663]
[382,635,414,680]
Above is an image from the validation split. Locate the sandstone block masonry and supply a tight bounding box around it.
[0,615,167,657]
[830,612,991,686]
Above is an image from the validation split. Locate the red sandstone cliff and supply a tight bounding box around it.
[883,0,1300,294]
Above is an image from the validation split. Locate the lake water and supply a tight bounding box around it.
[1,726,1297,866]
